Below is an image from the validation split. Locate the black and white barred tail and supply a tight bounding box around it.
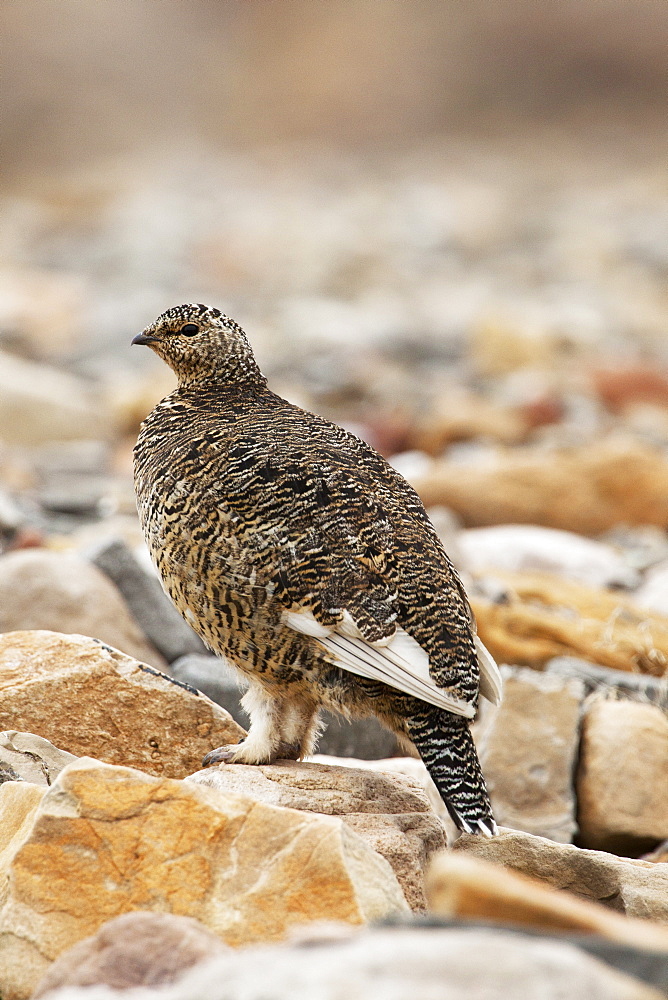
[407,707,497,836]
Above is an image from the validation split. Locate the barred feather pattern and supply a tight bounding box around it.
[132,303,498,834]
[407,706,497,835]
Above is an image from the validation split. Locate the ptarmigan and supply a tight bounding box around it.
[132,303,502,834]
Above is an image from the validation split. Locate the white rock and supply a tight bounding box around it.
[633,561,668,616]
[389,450,434,481]
[457,524,639,589]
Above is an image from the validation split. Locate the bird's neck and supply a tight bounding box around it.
[174,333,268,390]
[175,361,267,390]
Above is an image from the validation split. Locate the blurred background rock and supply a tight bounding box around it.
[2,0,668,390]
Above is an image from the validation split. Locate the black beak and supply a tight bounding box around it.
[131,333,159,346]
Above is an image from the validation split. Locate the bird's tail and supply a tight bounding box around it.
[407,707,497,836]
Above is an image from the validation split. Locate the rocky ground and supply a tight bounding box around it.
[1,143,668,998]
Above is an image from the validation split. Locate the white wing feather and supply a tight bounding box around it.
[282,608,476,719]
[475,635,503,706]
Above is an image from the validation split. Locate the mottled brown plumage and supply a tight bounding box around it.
[132,304,501,834]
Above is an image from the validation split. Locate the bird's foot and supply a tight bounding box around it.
[202,739,302,767]
[202,745,241,766]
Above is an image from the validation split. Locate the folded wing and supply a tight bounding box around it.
[283,608,501,719]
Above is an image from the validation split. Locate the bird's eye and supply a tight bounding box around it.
[180,323,199,336]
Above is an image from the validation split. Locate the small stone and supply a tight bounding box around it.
[0,549,166,669]
[32,440,112,517]
[0,631,245,778]
[471,319,558,377]
[475,666,584,842]
[592,365,668,413]
[32,912,228,996]
[0,758,408,998]
[0,487,27,552]
[0,731,77,786]
[407,392,527,454]
[188,759,445,911]
[601,525,668,574]
[427,851,668,952]
[86,538,207,663]
[576,700,668,855]
[453,828,668,922]
[643,841,668,864]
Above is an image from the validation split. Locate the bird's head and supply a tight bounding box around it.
[131,303,265,387]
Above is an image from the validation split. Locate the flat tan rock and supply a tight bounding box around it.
[471,571,668,674]
[310,753,452,825]
[0,550,165,669]
[427,852,668,953]
[188,759,446,911]
[475,667,584,842]
[0,631,245,779]
[577,700,668,855]
[411,439,668,534]
[453,828,668,922]
[0,758,408,1000]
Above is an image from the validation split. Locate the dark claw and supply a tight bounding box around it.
[202,746,235,766]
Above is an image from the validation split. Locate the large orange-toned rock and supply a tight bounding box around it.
[0,631,244,778]
[189,759,446,911]
[471,571,668,674]
[410,439,668,533]
[0,758,408,1000]
[426,852,668,952]
[577,700,668,855]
